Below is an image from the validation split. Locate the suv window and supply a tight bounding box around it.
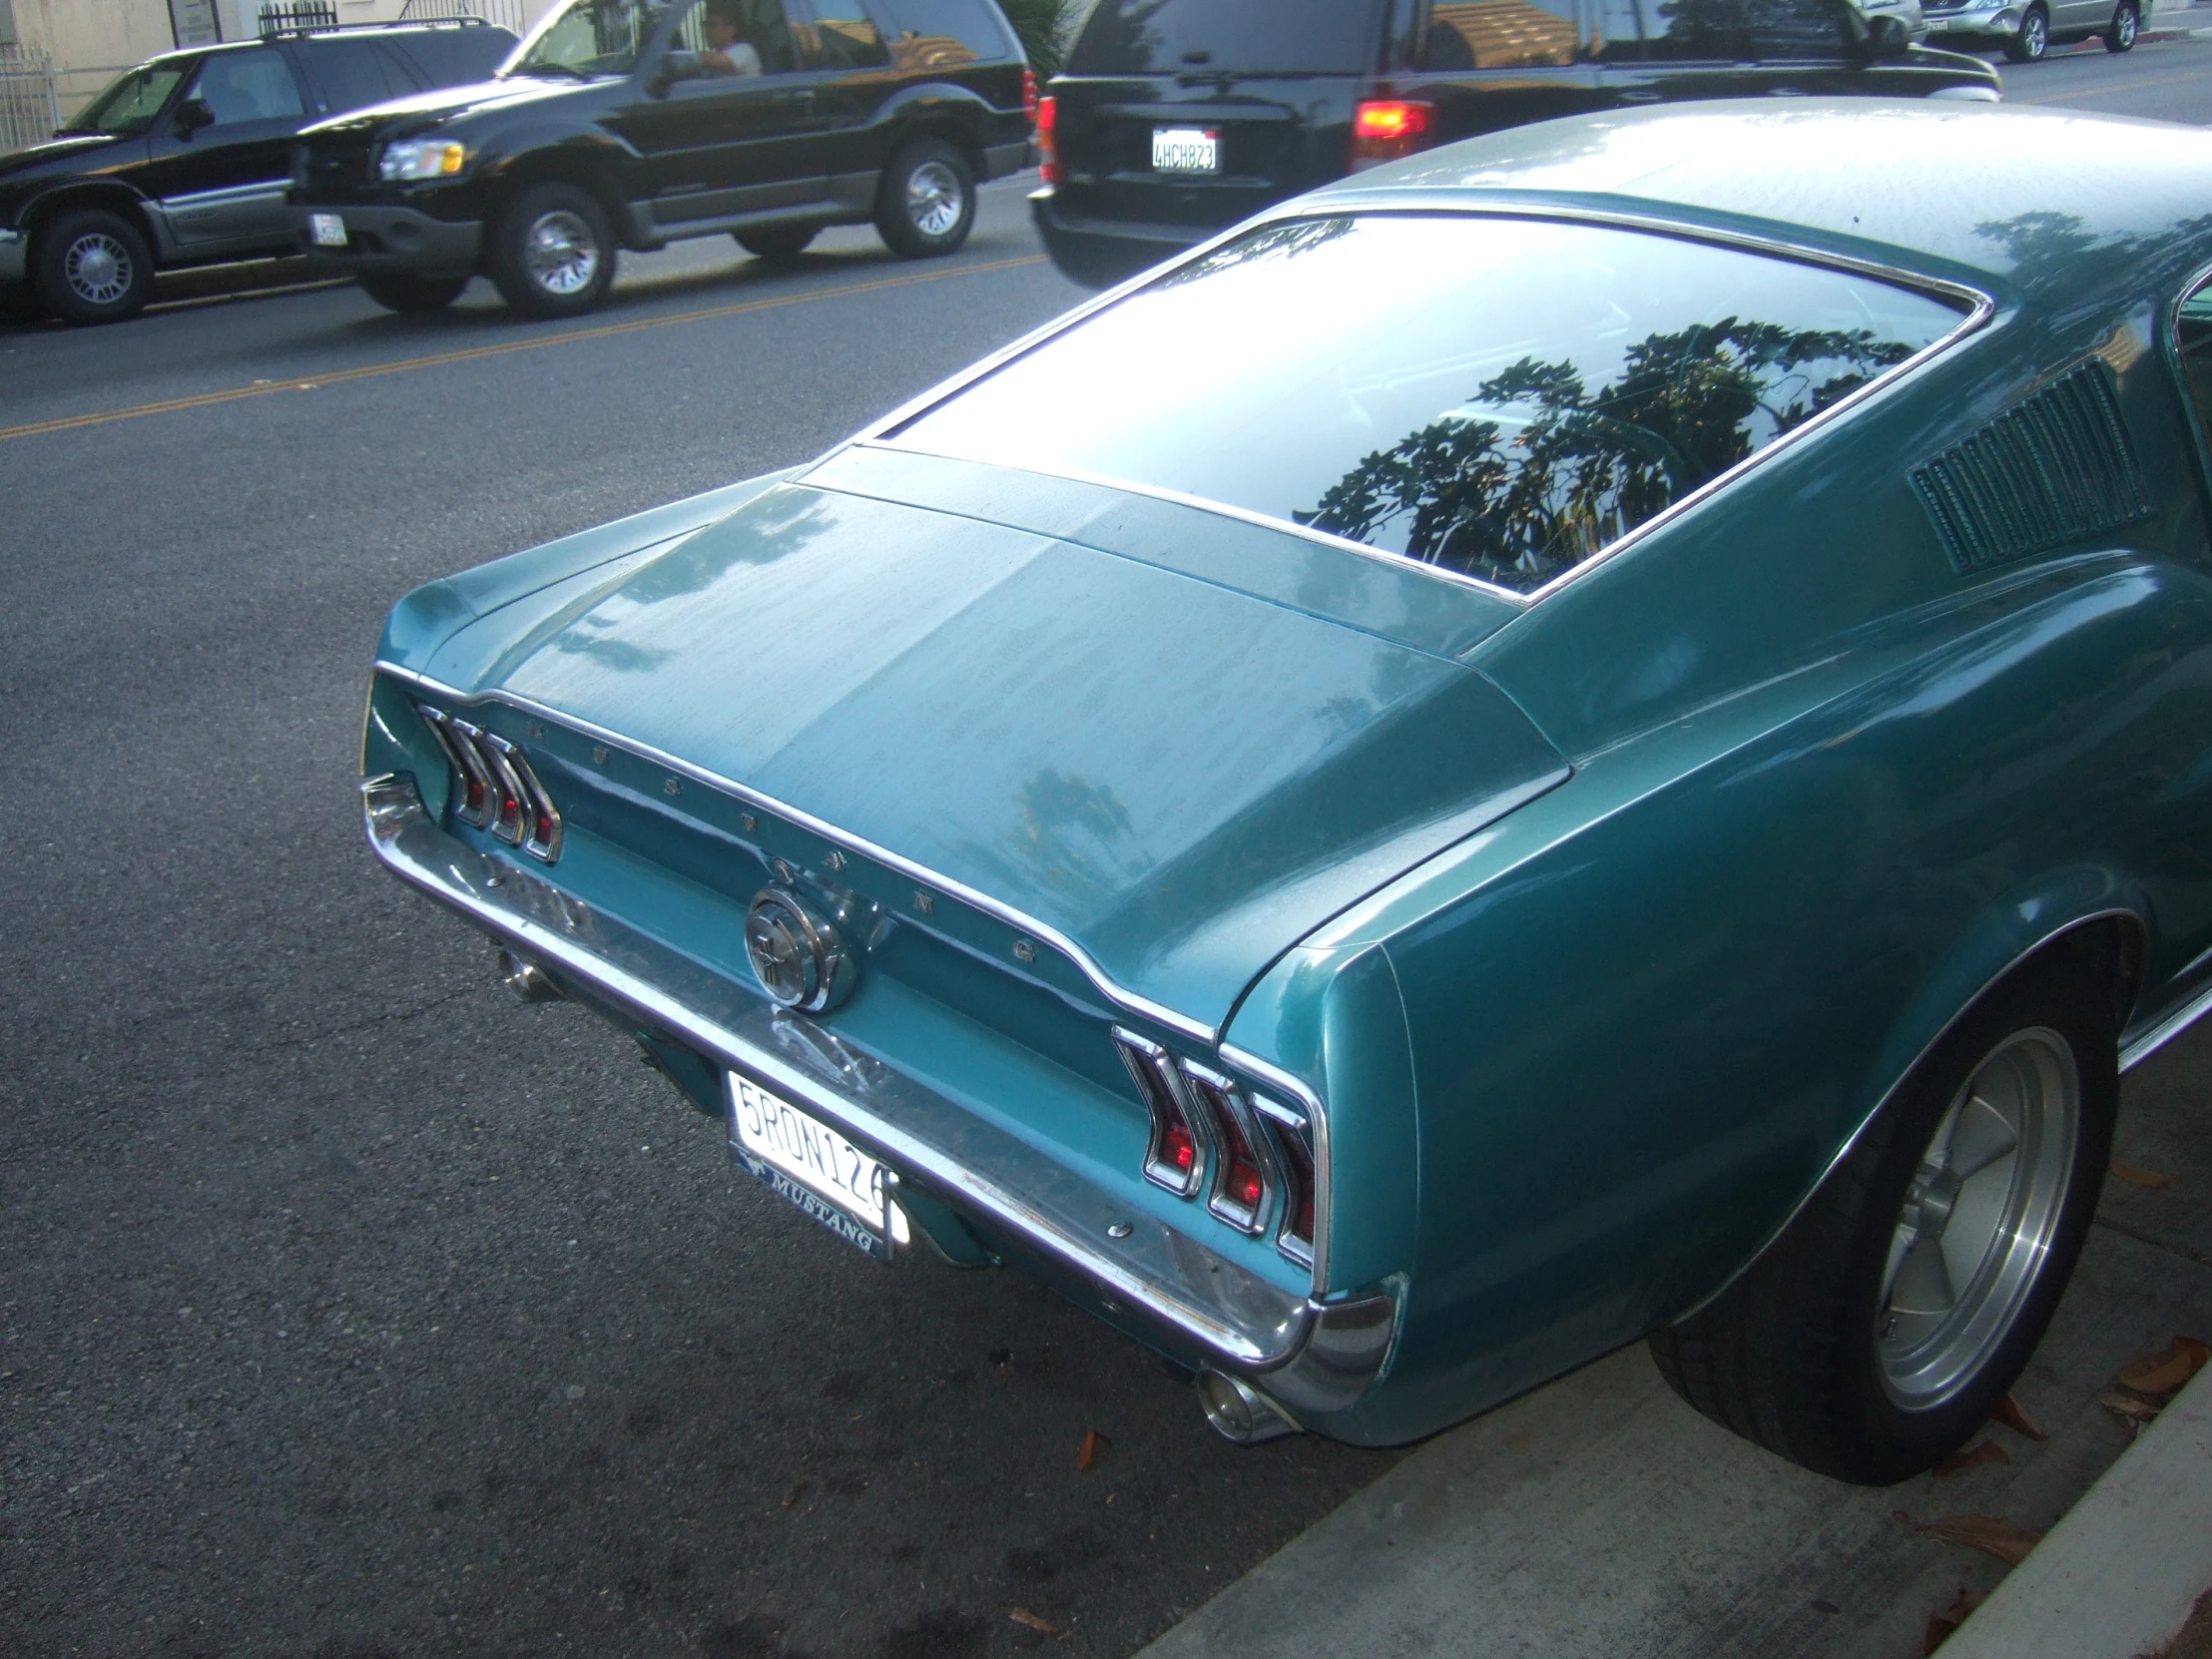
[891,215,1965,594]
[672,0,806,74]
[187,48,306,124]
[875,0,1012,67]
[1421,0,1580,69]
[1066,0,1388,76]
[305,38,405,113]
[1744,0,1850,58]
[799,0,892,68]
[1641,0,1750,59]
[393,25,518,83]
[66,62,189,136]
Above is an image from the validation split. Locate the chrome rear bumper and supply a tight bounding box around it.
[360,774,1395,1415]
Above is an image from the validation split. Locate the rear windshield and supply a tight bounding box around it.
[1067,0,1387,76]
[891,215,1966,595]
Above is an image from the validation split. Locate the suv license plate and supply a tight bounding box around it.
[727,1072,897,1259]
[309,213,347,248]
[1152,126,1221,175]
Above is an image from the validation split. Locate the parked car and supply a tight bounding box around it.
[363,99,2212,1481]
[0,20,515,324]
[287,0,1033,318]
[1925,0,2143,62]
[1032,0,1999,288]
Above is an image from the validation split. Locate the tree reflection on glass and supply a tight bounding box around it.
[1306,318,1918,592]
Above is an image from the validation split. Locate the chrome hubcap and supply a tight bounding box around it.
[65,233,131,305]
[906,161,963,239]
[523,210,599,295]
[1877,1028,2079,1410]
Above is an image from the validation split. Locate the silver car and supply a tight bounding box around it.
[1924,0,2145,60]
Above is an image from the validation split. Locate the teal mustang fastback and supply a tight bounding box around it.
[363,100,2212,1483]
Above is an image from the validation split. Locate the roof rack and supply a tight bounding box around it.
[255,3,496,39]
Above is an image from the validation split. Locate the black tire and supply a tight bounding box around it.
[874,138,975,260]
[32,208,154,325]
[2106,0,2139,50]
[1650,951,2116,1484]
[735,224,819,261]
[487,181,616,319]
[357,271,470,313]
[2006,3,2050,59]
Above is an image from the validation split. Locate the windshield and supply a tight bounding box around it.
[506,0,672,77]
[65,63,189,136]
[892,215,1967,595]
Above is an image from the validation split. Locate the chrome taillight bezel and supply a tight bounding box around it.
[417,706,562,862]
[1182,1061,1276,1237]
[1113,1026,1212,1199]
[1251,1094,1319,1268]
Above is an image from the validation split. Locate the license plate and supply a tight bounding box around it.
[1152,126,1221,175]
[309,213,347,248]
[727,1072,895,1259]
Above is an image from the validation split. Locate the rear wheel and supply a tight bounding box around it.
[488,182,616,318]
[33,208,154,325]
[735,225,818,261]
[2006,3,2050,59]
[357,271,469,313]
[1649,952,2115,1484]
[875,139,974,260]
[2107,1,2139,50]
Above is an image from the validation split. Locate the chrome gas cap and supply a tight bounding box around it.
[745,887,856,1014]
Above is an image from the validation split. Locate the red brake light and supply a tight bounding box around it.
[1022,65,1038,120]
[1351,99,1433,171]
[1036,93,1059,187]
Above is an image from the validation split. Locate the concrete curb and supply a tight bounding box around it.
[1936,1364,2212,1659]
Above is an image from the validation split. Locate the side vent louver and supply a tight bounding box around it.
[1911,360,2150,575]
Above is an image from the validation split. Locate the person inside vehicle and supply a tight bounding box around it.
[701,1,763,75]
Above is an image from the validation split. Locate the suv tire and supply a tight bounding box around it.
[488,181,616,318]
[1649,951,2115,1484]
[2106,0,2139,50]
[34,208,154,325]
[875,139,974,260]
[2006,3,2050,59]
[358,271,470,313]
[736,225,818,261]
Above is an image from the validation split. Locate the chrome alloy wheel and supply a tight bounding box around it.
[905,161,964,239]
[2021,10,2048,55]
[2114,5,2138,45]
[523,210,600,296]
[64,231,133,307]
[1877,1028,2080,1410]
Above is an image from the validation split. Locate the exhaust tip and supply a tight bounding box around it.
[1196,1370,1302,1444]
[498,948,562,1003]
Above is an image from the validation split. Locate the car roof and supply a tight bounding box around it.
[1310,101,2212,312]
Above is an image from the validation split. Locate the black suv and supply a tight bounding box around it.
[288,0,1032,318]
[0,21,516,324]
[1033,0,2002,288]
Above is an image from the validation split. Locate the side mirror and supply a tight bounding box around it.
[1868,13,1910,57]
[174,97,216,138]
[651,48,703,94]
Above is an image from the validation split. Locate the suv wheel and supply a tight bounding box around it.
[357,272,470,313]
[2006,3,2050,60]
[736,225,818,261]
[488,182,616,318]
[875,139,974,260]
[1648,951,2115,1483]
[34,208,154,325]
[2106,0,2139,50]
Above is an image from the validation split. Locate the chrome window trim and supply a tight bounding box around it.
[1184,1059,1277,1237]
[361,773,1389,1384]
[847,203,1995,612]
[383,664,1220,1044]
[1221,1043,1335,1293]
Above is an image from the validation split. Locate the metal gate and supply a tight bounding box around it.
[399,0,528,36]
[0,48,59,155]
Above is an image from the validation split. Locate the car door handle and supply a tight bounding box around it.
[1618,89,1662,102]
[1769,85,1808,97]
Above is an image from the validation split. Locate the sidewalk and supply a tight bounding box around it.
[1135,1019,2212,1659]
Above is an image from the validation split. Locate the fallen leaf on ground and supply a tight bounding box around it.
[2118,1337,2210,1396]
[1934,1439,2011,1479]
[1009,1607,1068,1638]
[1924,1586,1989,1654]
[781,1478,809,1509]
[1990,1394,2047,1442]
[1077,1429,1108,1472]
[2100,1385,2164,1423]
[2109,1158,2177,1190]
[1912,1513,2044,1566]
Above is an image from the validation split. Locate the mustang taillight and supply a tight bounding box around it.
[1254,1096,1318,1265]
[1184,1063,1271,1235]
[1114,1027,1208,1198]
[417,706,563,862]
[1036,94,1058,187]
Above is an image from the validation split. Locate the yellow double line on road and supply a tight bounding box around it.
[0,252,1046,444]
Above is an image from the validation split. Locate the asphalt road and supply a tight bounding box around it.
[5,47,2212,1659]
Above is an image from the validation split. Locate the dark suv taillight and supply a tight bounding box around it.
[1037,94,1058,187]
[1351,99,1433,171]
